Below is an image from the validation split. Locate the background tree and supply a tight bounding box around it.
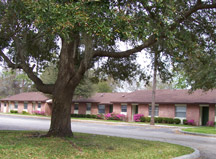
[0,0,216,137]
[0,69,35,98]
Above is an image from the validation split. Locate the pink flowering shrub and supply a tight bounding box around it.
[206,121,215,127]
[133,114,144,122]
[105,113,113,120]
[96,114,104,119]
[187,119,195,125]
[33,110,45,116]
[105,113,127,121]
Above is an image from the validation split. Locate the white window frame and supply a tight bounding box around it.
[121,103,127,115]
[74,103,79,114]
[175,104,187,118]
[86,103,91,114]
[3,102,7,113]
[32,102,36,111]
[215,105,216,122]
[148,104,159,117]
[14,102,18,110]
[37,102,41,111]
[24,102,28,112]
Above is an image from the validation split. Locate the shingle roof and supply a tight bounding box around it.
[73,92,128,104]
[0,92,49,102]
[111,89,216,104]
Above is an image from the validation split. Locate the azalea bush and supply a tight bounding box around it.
[105,113,127,121]
[206,121,215,127]
[186,120,195,125]
[33,110,45,116]
[134,114,144,122]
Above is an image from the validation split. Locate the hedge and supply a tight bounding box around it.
[139,116,181,124]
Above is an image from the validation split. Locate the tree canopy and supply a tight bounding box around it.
[0,0,216,137]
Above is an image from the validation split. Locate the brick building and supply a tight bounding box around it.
[1,90,216,126]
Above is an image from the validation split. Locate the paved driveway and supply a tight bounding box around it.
[0,114,216,159]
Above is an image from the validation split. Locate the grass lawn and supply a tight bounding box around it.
[0,131,193,159]
[182,126,216,135]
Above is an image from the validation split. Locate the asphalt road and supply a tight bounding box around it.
[0,114,216,159]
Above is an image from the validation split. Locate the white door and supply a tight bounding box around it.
[3,105,7,113]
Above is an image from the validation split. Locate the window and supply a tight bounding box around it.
[14,102,18,109]
[149,105,159,116]
[24,102,28,110]
[86,103,91,111]
[175,105,186,118]
[38,103,41,109]
[121,105,127,113]
[4,102,6,107]
[98,105,105,114]
[74,104,79,110]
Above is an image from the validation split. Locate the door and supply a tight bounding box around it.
[3,104,7,113]
[132,105,138,121]
[202,107,209,126]
[109,105,113,113]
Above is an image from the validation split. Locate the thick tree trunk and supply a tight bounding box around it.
[150,52,157,125]
[46,88,74,137]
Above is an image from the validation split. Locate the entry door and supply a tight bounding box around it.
[3,105,7,113]
[202,107,209,126]
[132,105,138,121]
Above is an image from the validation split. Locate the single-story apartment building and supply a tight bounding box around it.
[1,90,216,126]
[0,92,51,116]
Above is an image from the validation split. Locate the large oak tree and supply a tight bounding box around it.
[0,0,215,137]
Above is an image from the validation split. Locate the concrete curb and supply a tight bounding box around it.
[173,146,200,159]
[180,130,216,137]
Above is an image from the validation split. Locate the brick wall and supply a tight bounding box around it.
[91,103,98,114]
[209,104,215,122]
[187,104,200,126]
[159,104,175,118]
[113,103,121,114]
[138,104,149,117]
[78,103,86,114]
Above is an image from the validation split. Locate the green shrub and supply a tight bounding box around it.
[183,119,187,125]
[145,117,151,122]
[157,117,163,123]
[174,118,181,124]
[86,114,91,118]
[10,110,18,113]
[22,111,29,115]
[71,114,97,119]
[161,117,167,123]
[140,116,145,122]
[168,118,174,124]
[154,117,158,123]
[91,115,97,118]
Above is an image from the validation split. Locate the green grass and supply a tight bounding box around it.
[0,131,193,159]
[182,126,216,135]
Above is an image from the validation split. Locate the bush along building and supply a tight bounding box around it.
[1,90,216,126]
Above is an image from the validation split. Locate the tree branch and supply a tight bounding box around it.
[93,2,216,58]
[0,50,22,69]
[93,35,157,58]
[0,47,54,94]
[171,2,216,29]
